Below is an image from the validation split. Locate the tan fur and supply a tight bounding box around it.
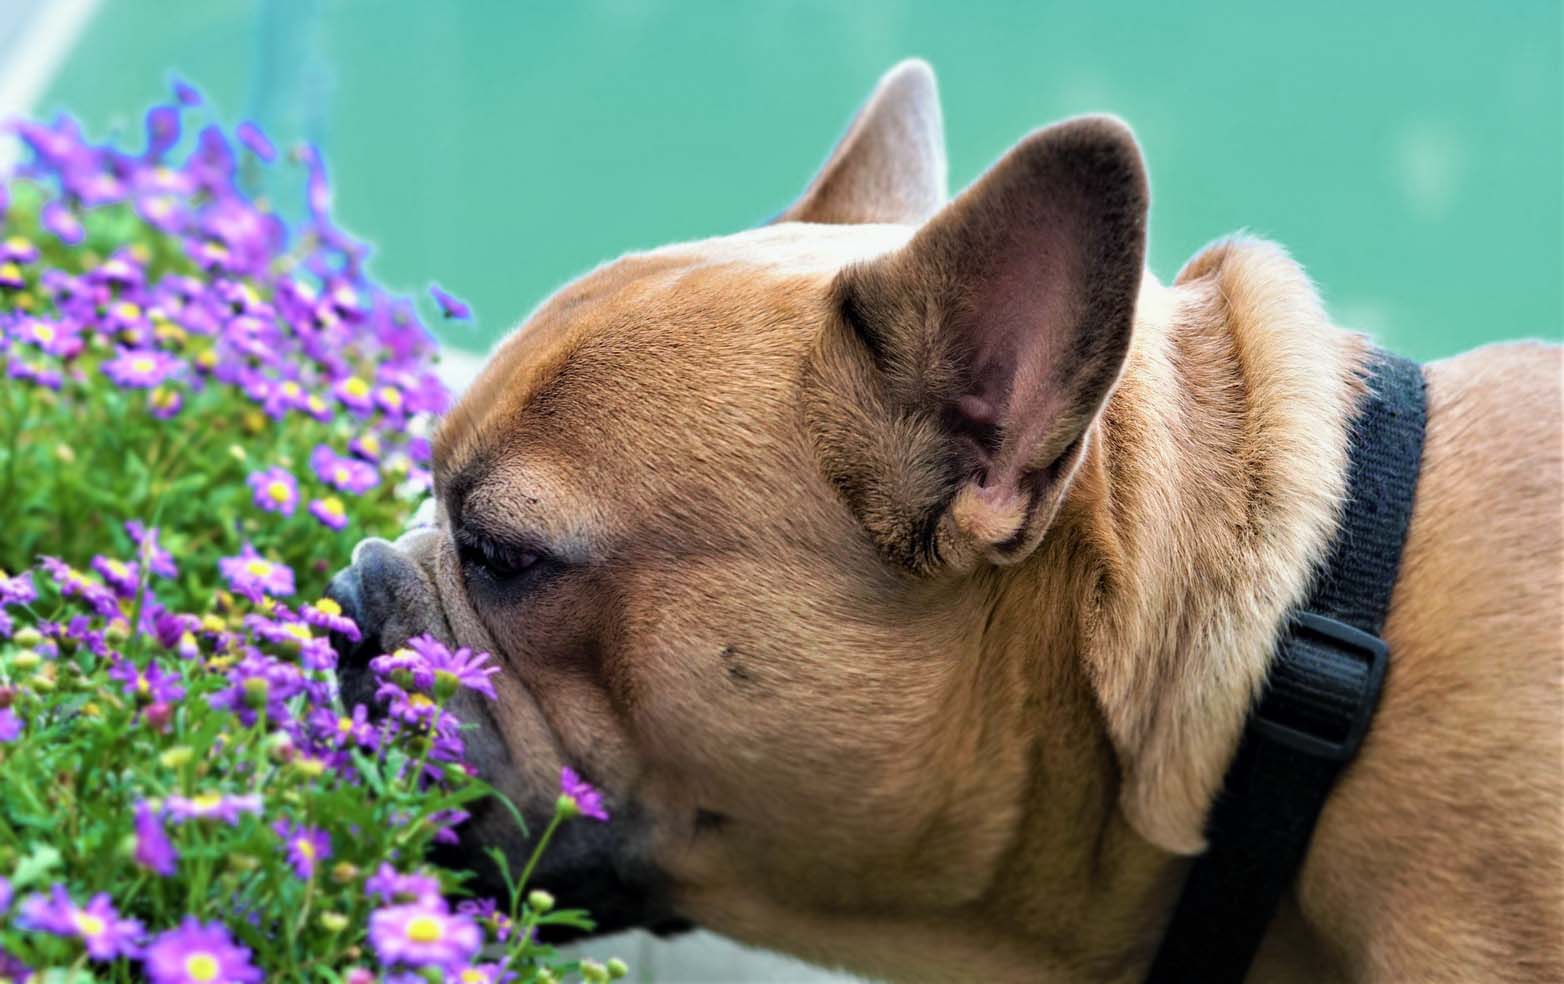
[416,62,1563,982]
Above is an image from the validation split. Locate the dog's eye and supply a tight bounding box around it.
[458,533,545,584]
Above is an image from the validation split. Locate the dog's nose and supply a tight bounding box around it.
[325,560,381,675]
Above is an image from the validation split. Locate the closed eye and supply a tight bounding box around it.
[455,527,549,585]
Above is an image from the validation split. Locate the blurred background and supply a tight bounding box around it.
[2,1,1559,980]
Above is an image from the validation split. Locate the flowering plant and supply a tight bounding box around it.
[0,82,622,981]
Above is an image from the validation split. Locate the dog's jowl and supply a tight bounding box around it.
[330,61,1563,983]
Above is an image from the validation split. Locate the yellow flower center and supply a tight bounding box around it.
[244,559,273,578]
[116,302,142,320]
[0,262,20,282]
[461,971,486,983]
[343,377,370,398]
[33,323,55,343]
[185,952,220,981]
[130,356,156,374]
[4,236,30,253]
[307,395,327,413]
[284,623,311,642]
[151,387,178,409]
[72,911,106,937]
[408,693,434,709]
[320,496,345,517]
[315,597,342,617]
[136,675,150,695]
[196,350,219,369]
[107,560,129,577]
[332,466,351,485]
[192,793,223,811]
[360,433,381,455]
[295,837,316,860]
[282,381,302,398]
[337,716,354,735]
[405,914,444,943]
[266,480,292,504]
[378,386,402,408]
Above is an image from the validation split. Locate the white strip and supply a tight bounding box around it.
[0,0,103,167]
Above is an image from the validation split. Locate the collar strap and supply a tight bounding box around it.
[1144,351,1427,984]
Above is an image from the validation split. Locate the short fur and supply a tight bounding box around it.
[335,61,1564,982]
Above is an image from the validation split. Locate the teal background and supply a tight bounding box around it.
[27,1,1564,359]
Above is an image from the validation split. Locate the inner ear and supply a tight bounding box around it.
[776,59,947,226]
[805,116,1148,574]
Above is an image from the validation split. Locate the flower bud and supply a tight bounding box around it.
[82,702,101,718]
[319,911,349,933]
[227,444,247,462]
[581,960,610,984]
[12,627,42,647]
[105,620,129,641]
[527,889,555,913]
[330,861,359,885]
[606,958,630,980]
[159,746,193,769]
[241,676,271,708]
[265,731,295,763]
[144,702,172,732]
[291,756,326,778]
[229,853,260,872]
[12,649,40,671]
[557,793,581,820]
[343,969,373,984]
[54,444,75,464]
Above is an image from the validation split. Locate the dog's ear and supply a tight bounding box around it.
[777,59,947,226]
[805,116,1147,574]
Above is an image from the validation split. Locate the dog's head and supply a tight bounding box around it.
[330,61,1157,965]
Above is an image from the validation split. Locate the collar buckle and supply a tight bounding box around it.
[1252,611,1389,762]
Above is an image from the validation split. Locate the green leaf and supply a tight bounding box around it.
[9,842,63,890]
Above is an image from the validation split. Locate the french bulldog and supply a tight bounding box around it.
[328,61,1563,982]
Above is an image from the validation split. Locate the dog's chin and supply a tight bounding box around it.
[430,798,694,943]
[331,662,692,943]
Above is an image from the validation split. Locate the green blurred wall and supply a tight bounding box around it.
[36,1,1564,360]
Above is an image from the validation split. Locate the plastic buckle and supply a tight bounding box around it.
[1252,612,1389,762]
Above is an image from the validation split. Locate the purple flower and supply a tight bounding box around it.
[165,792,263,825]
[142,917,263,984]
[40,201,84,245]
[109,657,186,705]
[0,708,21,743]
[332,375,375,414]
[17,884,144,960]
[91,554,140,597]
[0,263,23,290]
[407,634,499,700]
[310,444,380,494]
[0,877,10,913]
[367,901,482,970]
[14,317,82,358]
[234,121,276,162]
[126,521,178,579]
[429,284,472,321]
[0,570,36,606]
[273,820,331,879]
[218,543,294,602]
[0,237,39,263]
[364,863,443,905]
[560,766,610,822]
[455,898,513,943]
[246,465,299,516]
[171,78,203,107]
[133,801,178,876]
[308,495,349,530]
[302,597,359,639]
[144,105,181,160]
[103,348,183,388]
[208,650,305,724]
[149,385,184,418]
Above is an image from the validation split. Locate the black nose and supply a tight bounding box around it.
[325,563,383,702]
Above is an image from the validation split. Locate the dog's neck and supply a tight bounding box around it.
[971,238,1371,982]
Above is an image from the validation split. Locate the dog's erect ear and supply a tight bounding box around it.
[777,59,947,226]
[805,116,1147,574]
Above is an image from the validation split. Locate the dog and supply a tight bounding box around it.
[328,61,1563,982]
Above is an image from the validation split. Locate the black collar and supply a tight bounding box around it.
[1144,350,1428,983]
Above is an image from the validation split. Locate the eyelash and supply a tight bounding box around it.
[457,532,546,584]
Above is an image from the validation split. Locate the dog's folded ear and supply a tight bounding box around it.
[776,59,947,226]
[804,116,1148,574]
